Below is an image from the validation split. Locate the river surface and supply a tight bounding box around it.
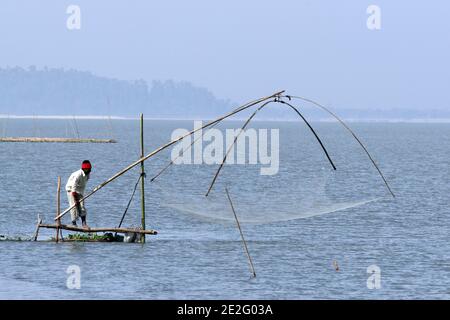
[0,118,448,299]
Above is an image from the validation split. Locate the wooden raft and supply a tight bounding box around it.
[38,223,157,235]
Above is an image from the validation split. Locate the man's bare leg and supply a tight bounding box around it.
[81,215,89,229]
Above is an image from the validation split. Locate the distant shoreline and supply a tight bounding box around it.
[1,114,450,123]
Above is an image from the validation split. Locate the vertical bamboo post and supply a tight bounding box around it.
[140,114,146,243]
[33,214,43,241]
[56,176,61,243]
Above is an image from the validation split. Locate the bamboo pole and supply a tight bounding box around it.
[277,100,336,170]
[39,223,157,235]
[225,188,256,278]
[55,90,285,221]
[152,98,277,183]
[56,176,61,243]
[149,92,270,182]
[140,114,146,243]
[72,116,80,139]
[150,122,219,182]
[285,95,395,198]
[205,98,338,196]
[33,214,43,241]
[206,100,275,196]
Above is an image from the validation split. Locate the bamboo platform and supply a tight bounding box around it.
[0,137,116,143]
[38,223,157,235]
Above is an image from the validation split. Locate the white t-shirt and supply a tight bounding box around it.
[65,169,90,195]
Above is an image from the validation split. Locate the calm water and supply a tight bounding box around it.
[0,119,449,299]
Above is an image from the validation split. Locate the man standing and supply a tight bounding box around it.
[66,160,92,228]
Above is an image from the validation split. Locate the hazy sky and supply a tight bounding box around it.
[0,0,448,110]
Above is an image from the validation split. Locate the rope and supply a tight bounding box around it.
[115,172,145,233]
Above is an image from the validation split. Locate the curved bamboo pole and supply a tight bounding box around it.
[285,95,395,198]
[205,98,337,196]
[205,100,276,196]
[276,100,336,170]
[55,91,285,221]
[150,95,279,182]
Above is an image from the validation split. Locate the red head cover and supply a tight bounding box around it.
[81,162,92,170]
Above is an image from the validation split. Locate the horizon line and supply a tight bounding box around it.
[1,114,450,123]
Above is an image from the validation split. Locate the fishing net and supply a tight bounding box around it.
[148,119,388,225]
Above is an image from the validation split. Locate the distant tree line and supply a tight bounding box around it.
[0,66,449,120]
[0,66,233,117]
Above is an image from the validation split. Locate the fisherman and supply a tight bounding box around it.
[65,160,92,228]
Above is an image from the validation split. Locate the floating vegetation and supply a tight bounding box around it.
[0,234,32,241]
[63,232,123,242]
